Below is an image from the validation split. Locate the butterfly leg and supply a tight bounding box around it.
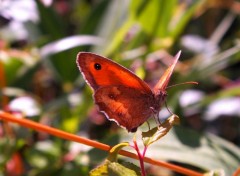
[150,107,162,126]
[146,120,151,131]
[164,101,173,115]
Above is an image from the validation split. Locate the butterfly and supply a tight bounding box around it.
[76,51,181,132]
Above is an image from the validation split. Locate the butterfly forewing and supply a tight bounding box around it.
[77,52,152,93]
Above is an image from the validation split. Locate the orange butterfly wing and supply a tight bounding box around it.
[76,52,152,93]
[76,52,156,132]
[76,51,182,132]
[94,86,159,132]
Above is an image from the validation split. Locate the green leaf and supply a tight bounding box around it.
[169,0,204,39]
[120,162,141,175]
[89,160,108,176]
[3,57,24,85]
[108,161,140,176]
[108,142,130,162]
[156,0,178,37]
[104,17,134,56]
[142,114,180,146]
[36,0,65,40]
[80,0,111,34]
[136,0,162,35]
[90,160,140,176]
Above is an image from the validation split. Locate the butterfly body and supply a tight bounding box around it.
[77,52,179,132]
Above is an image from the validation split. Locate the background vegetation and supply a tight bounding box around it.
[0,0,239,175]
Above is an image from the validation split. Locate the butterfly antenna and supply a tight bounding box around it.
[166,81,198,89]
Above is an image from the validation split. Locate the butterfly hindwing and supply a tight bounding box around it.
[94,85,156,132]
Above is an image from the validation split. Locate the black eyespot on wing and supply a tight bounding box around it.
[108,93,116,99]
[94,63,101,70]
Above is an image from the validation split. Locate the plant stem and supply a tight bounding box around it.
[142,146,148,159]
[133,139,146,176]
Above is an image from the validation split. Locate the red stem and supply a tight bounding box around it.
[133,140,146,176]
[142,146,148,159]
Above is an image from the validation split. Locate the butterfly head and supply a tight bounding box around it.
[153,90,168,113]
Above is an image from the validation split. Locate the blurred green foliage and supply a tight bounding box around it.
[0,0,240,175]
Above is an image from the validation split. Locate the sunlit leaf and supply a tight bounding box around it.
[90,160,140,176]
[142,114,180,146]
[89,160,108,176]
[108,142,129,162]
[108,161,140,176]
